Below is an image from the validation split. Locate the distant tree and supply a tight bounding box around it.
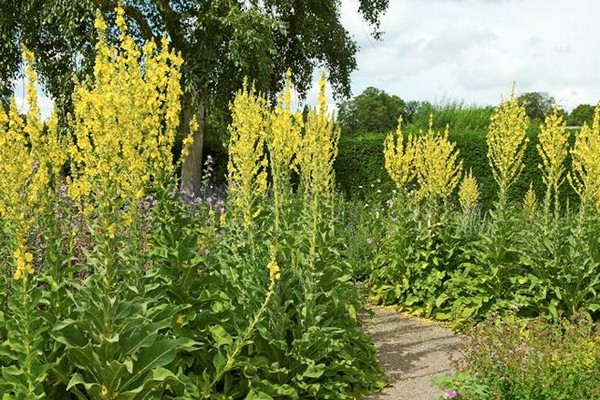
[517,92,555,121]
[338,87,404,135]
[567,104,595,127]
[402,100,422,124]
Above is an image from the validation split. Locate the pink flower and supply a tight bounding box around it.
[444,390,458,399]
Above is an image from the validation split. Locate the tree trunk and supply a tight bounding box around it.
[180,92,205,196]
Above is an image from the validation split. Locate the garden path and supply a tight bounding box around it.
[365,306,462,400]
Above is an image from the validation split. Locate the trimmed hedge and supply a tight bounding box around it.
[335,125,579,210]
[334,133,394,201]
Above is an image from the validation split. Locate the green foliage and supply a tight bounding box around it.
[336,191,390,281]
[0,277,51,398]
[369,199,465,319]
[367,196,600,327]
[568,104,595,127]
[442,315,600,400]
[518,211,600,320]
[517,91,556,122]
[432,372,490,400]
[407,100,493,132]
[335,134,394,200]
[338,87,405,135]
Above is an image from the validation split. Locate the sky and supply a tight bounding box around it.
[14,0,600,118]
[337,0,600,111]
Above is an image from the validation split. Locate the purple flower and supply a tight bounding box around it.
[444,390,458,399]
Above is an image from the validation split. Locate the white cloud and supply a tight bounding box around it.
[342,0,600,111]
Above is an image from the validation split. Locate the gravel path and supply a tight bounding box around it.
[365,306,462,400]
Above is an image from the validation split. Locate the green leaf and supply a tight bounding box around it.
[435,293,450,308]
[346,304,356,322]
[213,350,227,376]
[209,325,233,347]
[66,373,94,391]
[122,338,197,391]
[247,389,274,400]
[302,363,325,379]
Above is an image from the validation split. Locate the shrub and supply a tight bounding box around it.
[435,315,600,400]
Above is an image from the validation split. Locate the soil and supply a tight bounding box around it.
[364,306,463,400]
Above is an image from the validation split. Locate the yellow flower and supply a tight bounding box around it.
[569,102,600,209]
[267,256,281,281]
[0,51,63,281]
[69,7,183,223]
[296,74,340,212]
[267,69,304,230]
[227,80,268,230]
[384,116,416,191]
[412,115,463,202]
[487,87,529,203]
[12,243,35,280]
[523,182,538,216]
[459,169,480,210]
[538,108,569,190]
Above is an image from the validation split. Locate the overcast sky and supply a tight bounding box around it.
[15,0,600,118]
[338,0,600,111]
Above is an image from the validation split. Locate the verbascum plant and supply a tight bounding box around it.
[384,116,416,192]
[69,8,182,224]
[569,102,600,210]
[49,10,200,398]
[0,50,66,281]
[0,51,65,398]
[459,169,480,211]
[413,115,463,202]
[297,75,340,205]
[0,100,34,281]
[538,108,569,223]
[487,88,529,208]
[296,74,341,252]
[266,70,303,233]
[227,80,269,235]
[523,182,538,218]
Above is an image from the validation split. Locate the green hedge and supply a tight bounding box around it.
[334,133,395,201]
[335,125,579,210]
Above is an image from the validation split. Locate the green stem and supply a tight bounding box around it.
[20,276,39,397]
[206,277,277,396]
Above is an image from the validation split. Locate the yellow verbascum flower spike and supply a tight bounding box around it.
[384,116,416,192]
[227,80,268,231]
[0,49,66,280]
[569,102,600,210]
[297,74,340,207]
[267,69,303,232]
[538,107,569,220]
[459,168,480,210]
[69,7,183,224]
[487,86,529,206]
[413,115,463,202]
[523,182,538,216]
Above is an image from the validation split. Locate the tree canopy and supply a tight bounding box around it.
[567,104,595,127]
[338,86,404,135]
[517,91,555,121]
[0,0,390,193]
